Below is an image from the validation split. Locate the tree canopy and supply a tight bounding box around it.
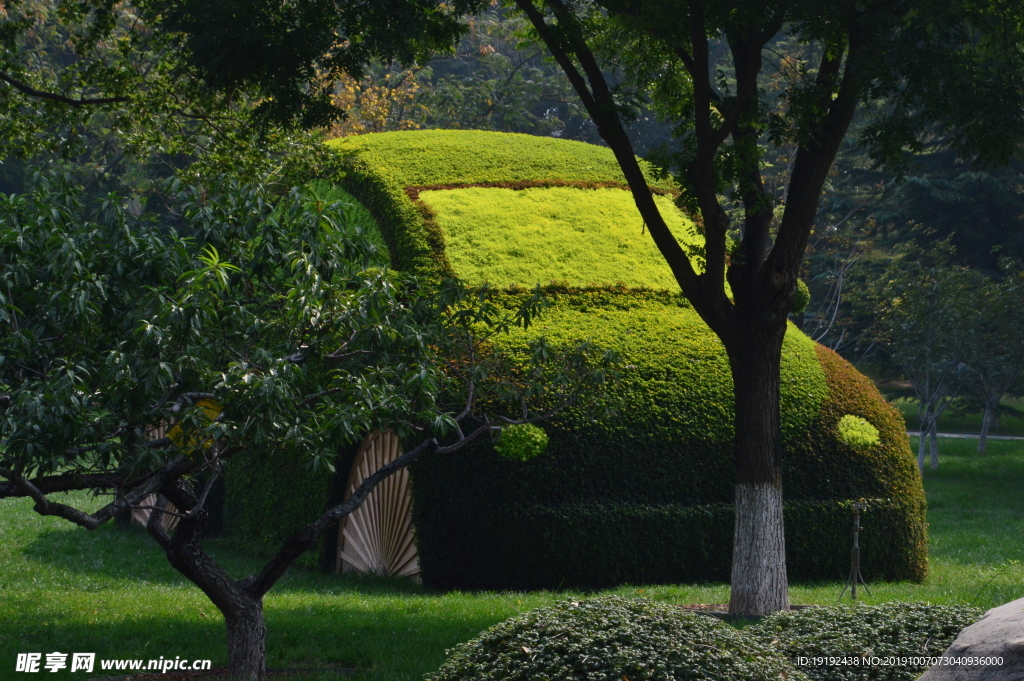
[1,4,620,676]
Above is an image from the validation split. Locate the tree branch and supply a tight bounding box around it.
[0,456,190,530]
[770,36,860,274]
[515,0,707,325]
[0,71,130,107]
[0,470,151,499]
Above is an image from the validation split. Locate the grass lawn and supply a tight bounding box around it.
[2,437,1022,680]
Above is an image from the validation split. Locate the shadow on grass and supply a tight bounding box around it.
[18,519,432,599]
[0,594,516,681]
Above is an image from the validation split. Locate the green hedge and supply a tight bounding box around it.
[238,130,928,588]
[327,130,684,282]
[413,499,924,590]
[407,294,925,589]
[419,186,700,289]
[429,596,805,681]
[328,129,676,190]
[224,444,357,569]
[329,154,450,277]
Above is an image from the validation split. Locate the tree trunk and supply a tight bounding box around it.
[154,496,270,680]
[727,320,789,616]
[929,422,939,469]
[917,411,930,473]
[979,400,995,453]
[225,596,267,679]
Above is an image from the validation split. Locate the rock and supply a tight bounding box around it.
[918,596,1024,681]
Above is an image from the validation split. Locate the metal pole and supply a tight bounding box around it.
[839,501,872,601]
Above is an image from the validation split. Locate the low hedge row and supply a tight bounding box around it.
[430,596,802,681]
[751,602,982,681]
[429,597,980,681]
[413,498,925,591]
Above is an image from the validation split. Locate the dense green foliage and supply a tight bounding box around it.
[838,415,881,449]
[326,129,681,279]
[412,326,925,588]
[421,187,699,288]
[0,171,409,477]
[791,280,811,315]
[750,603,982,681]
[311,130,930,588]
[494,424,549,461]
[429,596,805,681]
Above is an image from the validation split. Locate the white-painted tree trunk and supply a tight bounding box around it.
[730,482,789,614]
[918,412,931,473]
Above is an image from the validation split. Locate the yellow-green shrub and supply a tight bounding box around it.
[838,414,882,448]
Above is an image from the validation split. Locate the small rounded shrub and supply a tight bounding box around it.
[791,279,811,314]
[749,602,982,681]
[837,414,881,448]
[429,596,806,681]
[494,423,549,461]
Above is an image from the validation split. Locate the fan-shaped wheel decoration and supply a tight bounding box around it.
[131,494,180,532]
[132,422,181,532]
[336,430,420,578]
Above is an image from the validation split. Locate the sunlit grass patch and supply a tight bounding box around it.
[419,186,699,289]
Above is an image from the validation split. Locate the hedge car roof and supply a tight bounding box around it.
[325,130,927,589]
[327,130,700,287]
[330,129,677,189]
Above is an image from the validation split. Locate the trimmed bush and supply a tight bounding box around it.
[410,293,926,588]
[791,279,811,314]
[429,596,806,681]
[418,186,699,289]
[750,602,982,681]
[228,130,926,587]
[495,423,549,461]
[838,415,881,448]
[329,129,676,189]
[414,498,925,591]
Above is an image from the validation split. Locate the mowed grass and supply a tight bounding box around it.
[1,437,1022,680]
[420,187,700,289]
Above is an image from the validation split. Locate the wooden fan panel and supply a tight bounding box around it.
[336,430,420,578]
[131,422,180,532]
[130,494,180,532]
